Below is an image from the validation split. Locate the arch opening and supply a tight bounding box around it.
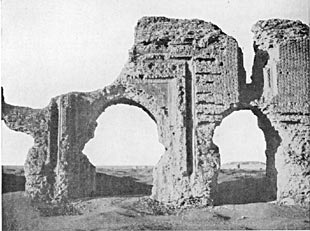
[83,104,165,197]
[213,110,279,205]
[100,97,158,124]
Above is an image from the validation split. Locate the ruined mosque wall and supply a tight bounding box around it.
[1,102,53,200]
[121,17,242,204]
[50,83,171,200]
[250,19,310,205]
[2,17,309,207]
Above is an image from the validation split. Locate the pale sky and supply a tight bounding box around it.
[1,0,309,165]
[213,110,266,163]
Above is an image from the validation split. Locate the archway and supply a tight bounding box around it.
[83,104,165,197]
[213,109,280,205]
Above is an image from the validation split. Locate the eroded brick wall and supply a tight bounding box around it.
[2,17,309,207]
[250,20,309,205]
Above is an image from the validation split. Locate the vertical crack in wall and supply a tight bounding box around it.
[185,62,193,176]
[47,100,59,198]
[68,95,78,197]
[237,47,247,102]
[57,97,63,165]
[239,47,270,104]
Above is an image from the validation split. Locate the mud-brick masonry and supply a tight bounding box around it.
[2,17,309,207]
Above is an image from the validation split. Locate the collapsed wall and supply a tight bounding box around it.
[1,17,309,207]
[121,17,243,205]
[248,19,310,205]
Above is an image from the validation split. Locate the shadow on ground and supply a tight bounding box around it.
[2,172,152,197]
[94,172,152,197]
[2,173,25,193]
[3,166,276,204]
[215,169,276,205]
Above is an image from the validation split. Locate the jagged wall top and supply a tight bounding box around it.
[251,19,309,50]
[133,16,230,57]
[117,16,236,82]
[134,16,226,46]
[257,19,309,113]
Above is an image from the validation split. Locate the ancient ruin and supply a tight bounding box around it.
[2,17,309,207]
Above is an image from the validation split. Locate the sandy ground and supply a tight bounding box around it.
[2,165,310,230]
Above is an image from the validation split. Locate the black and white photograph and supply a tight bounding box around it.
[1,0,309,230]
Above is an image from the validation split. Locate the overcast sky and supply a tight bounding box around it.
[1,0,309,165]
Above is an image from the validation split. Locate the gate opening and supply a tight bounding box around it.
[83,104,164,197]
[213,110,277,205]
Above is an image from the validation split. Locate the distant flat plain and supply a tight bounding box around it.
[2,163,309,230]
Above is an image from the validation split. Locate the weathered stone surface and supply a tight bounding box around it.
[2,17,309,207]
[247,19,310,206]
[251,19,309,51]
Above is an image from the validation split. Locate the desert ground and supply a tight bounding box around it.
[2,163,310,230]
